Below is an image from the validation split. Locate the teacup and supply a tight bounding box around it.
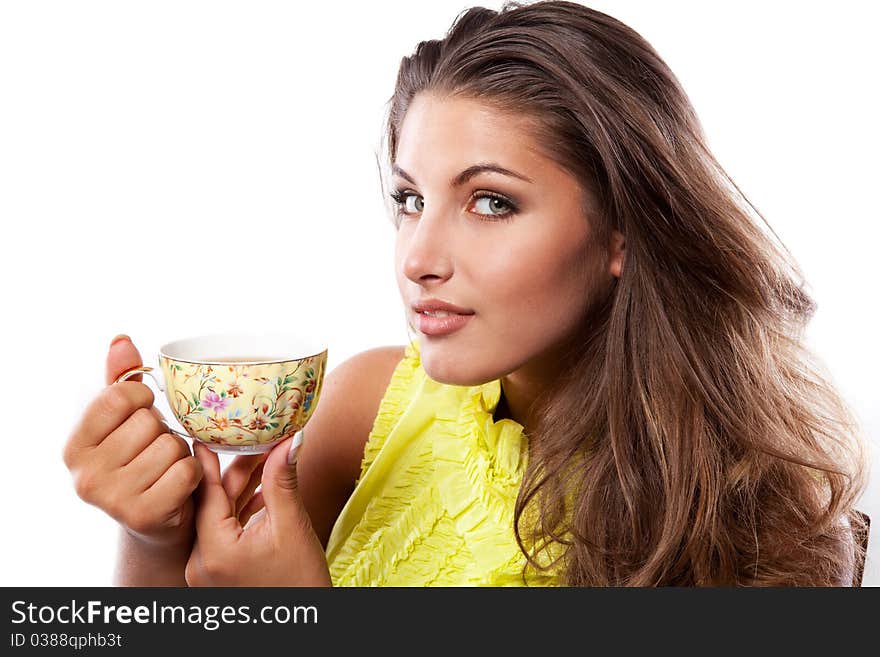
[114,333,327,454]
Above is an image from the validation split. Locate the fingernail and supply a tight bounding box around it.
[110,334,131,348]
[288,429,304,465]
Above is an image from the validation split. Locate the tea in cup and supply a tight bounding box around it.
[114,333,327,454]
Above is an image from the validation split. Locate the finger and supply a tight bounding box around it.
[239,491,265,528]
[220,454,268,510]
[105,334,144,385]
[122,432,192,492]
[140,455,203,520]
[97,404,173,468]
[67,381,155,454]
[234,461,266,517]
[260,436,310,535]
[192,442,238,541]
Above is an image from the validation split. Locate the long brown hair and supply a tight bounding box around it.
[380,0,868,585]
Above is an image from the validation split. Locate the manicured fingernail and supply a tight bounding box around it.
[288,429,304,465]
[110,334,131,347]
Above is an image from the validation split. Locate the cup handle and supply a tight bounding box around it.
[114,366,192,443]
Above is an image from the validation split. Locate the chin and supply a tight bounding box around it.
[420,350,497,387]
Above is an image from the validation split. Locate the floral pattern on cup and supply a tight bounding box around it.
[158,352,326,448]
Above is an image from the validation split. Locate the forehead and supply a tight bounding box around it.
[395,94,547,176]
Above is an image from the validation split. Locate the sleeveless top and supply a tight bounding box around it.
[325,338,561,586]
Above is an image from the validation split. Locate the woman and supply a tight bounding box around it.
[65,0,868,586]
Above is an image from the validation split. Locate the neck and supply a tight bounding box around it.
[492,334,582,437]
[493,386,511,422]
[493,371,542,438]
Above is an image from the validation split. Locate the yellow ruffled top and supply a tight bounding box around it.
[325,339,561,586]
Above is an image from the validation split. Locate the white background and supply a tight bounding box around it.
[1,1,877,586]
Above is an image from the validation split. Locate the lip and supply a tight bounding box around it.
[411,298,475,315]
[415,311,474,336]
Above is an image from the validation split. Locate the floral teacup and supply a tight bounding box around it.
[115,333,327,454]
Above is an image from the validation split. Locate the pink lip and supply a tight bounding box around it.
[412,298,475,315]
[415,311,474,337]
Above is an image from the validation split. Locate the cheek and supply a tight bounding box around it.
[480,236,597,337]
[394,238,408,290]
[484,235,587,302]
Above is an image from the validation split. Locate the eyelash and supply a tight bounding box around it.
[388,189,518,222]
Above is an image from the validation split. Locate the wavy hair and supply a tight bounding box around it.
[379,0,869,585]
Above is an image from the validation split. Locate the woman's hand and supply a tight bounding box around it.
[185,435,332,587]
[64,335,202,551]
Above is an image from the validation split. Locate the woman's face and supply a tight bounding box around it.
[393,93,619,387]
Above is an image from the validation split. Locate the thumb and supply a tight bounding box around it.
[260,431,308,534]
[105,334,144,385]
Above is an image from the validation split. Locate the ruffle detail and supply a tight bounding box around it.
[325,338,562,586]
[430,376,535,584]
[356,339,420,484]
[328,433,452,585]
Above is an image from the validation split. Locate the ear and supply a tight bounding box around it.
[608,229,625,278]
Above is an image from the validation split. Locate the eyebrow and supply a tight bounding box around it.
[391,162,534,187]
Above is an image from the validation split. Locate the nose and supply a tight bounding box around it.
[399,206,454,285]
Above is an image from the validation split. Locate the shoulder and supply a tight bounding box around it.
[297,344,407,546]
[327,345,408,408]
[309,344,407,469]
